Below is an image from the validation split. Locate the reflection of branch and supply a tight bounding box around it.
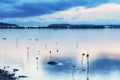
[72,65,76,80]
[27,47,30,62]
[38,50,40,56]
[76,43,78,48]
[16,38,18,48]
[45,44,47,49]
[49,51,52,61]
[36,57,38,70]
[81,53,85,71]
[72,71,74,80]
[86,54,89,80]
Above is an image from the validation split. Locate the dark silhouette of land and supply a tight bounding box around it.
[0,22,120,29]
[0,22,18,28]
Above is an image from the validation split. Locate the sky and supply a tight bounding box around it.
[0,0,120,26]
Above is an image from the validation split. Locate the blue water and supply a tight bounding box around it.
[0,29,120,80]
[1,29,120,42]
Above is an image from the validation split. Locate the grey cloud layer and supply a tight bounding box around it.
[0,0,119,18]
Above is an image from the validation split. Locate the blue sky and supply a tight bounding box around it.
[0,0,120,26]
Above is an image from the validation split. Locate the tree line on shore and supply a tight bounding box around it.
[0,22,120,29]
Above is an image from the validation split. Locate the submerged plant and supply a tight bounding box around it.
[27,47,30,61]
[0,69,16,80]
[86,54,89,80]
[47,50,57,65]
[81,53,85,71]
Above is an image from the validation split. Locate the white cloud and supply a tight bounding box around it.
[1,3,120,25]
[44,3,120,24]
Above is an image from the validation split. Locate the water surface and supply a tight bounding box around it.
[0,29,120,80]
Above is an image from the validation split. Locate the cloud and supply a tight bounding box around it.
[42,3,120,24]
[0,0,119,18]
[1,3,120,26]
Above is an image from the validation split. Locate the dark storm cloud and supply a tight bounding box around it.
[0,0,119,18]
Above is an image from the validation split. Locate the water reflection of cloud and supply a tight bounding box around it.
[90,58,120,74]
[42,56,120,75]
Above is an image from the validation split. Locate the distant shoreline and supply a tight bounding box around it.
[0,22,120,29]
[0,26,120,29]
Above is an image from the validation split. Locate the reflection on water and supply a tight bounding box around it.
[90,58,120,74]
[0,29,120,80]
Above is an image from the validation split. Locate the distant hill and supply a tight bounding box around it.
[0,22,19,28]
[0,22,120,29]
[47,24,105,29]
[48,24,71,28]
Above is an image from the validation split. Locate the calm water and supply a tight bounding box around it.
[0,29,120,80]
